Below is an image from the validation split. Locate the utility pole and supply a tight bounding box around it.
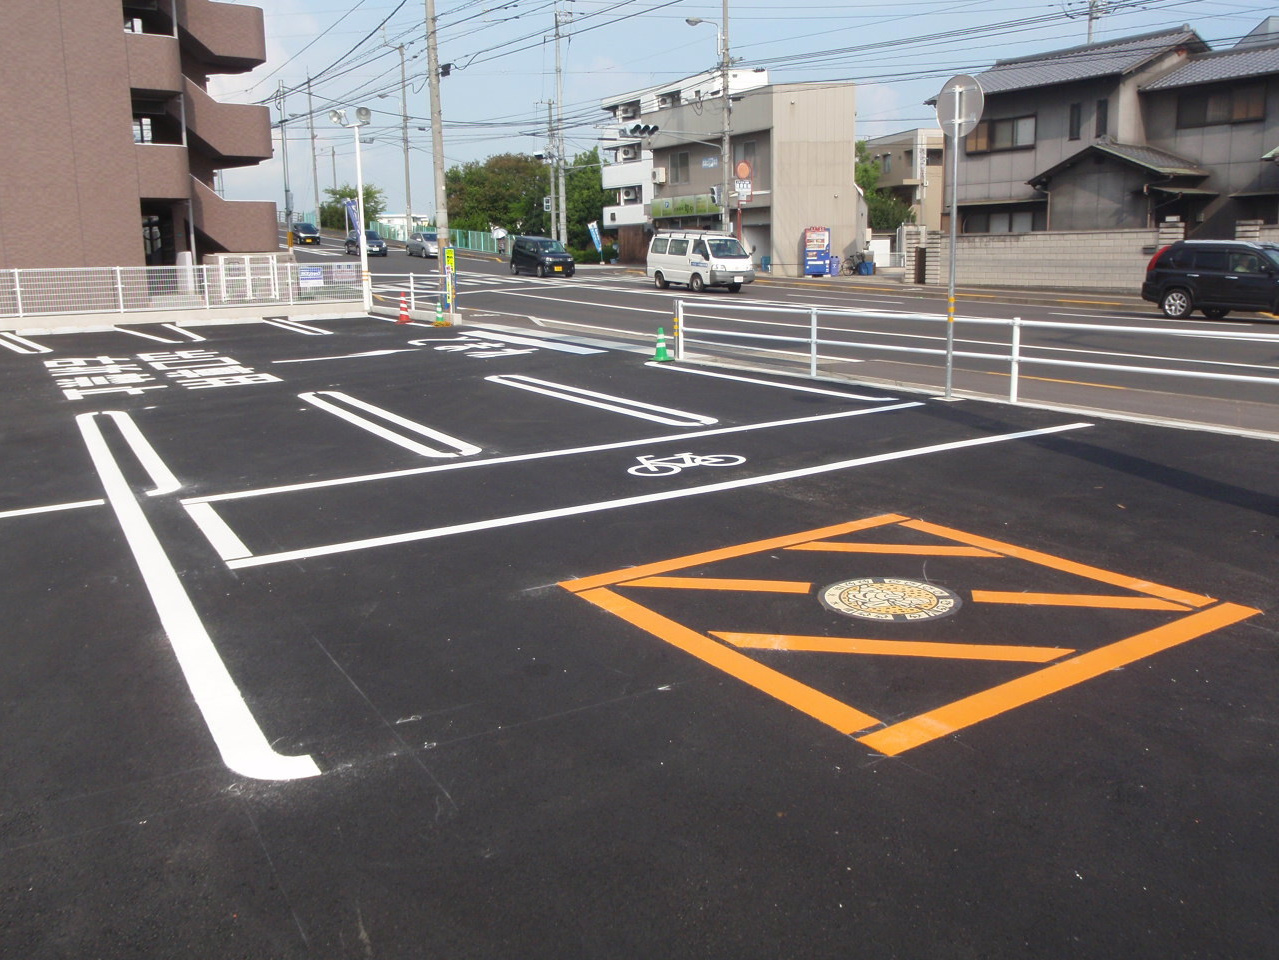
[424,0,449,248]
[554,4,571,245]
[306,76,320,221]
[719,0,731,234]
[330,146,337,189]
[545,101,557,239]
[396,43,414,235]
[277,81,293,244]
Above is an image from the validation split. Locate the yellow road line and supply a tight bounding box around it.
[788,542,998,557]
[901,519,1217,608]
[971,591,1189,611]
[577,588,881,734]
[559,514,908,593]
[626,576,812,593]
[857,602,1261,756]
[713,632,1073,663]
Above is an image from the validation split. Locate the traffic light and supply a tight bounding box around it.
[710,184,721,205]
[626,123,659,137]
[543,196,552,212]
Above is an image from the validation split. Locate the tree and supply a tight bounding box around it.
[564,147,610,252]
[854,140,916,232]
[318,183,387,230]
[446,153,549,236]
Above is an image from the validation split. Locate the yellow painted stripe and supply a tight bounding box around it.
[713,632,1073,663]
[787,542,998,557]
[858,602,1260,756]
[901,519,1216,608]
[559,514,908,593]
[626,576,812,593]
[971,591,1189,610]
[575,588,881,735]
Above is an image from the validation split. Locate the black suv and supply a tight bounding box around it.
[1141,239,1279,319]
[510,235,575,277]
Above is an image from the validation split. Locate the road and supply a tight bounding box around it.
[291,239,1279,436]
[1,299,1275,958]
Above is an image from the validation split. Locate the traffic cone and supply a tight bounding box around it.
[653,326,672,362]
[396,293,410,324]
[434,298,446,326]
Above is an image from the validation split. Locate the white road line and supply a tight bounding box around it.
[183,403,923,505]
[113,326,180,343]
[261,318,333,335]
[272,348,419,364]
[487,374,718,426]
[644,362,898,400]
[98,410,182,495]
[460,327,605,354]
[225,421,1093,570]
[300,390,483,457]
[159,323,208,342]
[0,498,104,520]
[0,331,53,354]
[184,503,253,561]
[76,412,320,781]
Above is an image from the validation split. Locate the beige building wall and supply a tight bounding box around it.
[768,83,860,275]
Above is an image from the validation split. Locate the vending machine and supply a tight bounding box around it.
[803,226,836,276]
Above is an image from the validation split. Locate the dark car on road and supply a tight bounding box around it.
[510,235,575,277]
[1142,239,1279,319]
[290,222,321,245]
[345,229,388,257]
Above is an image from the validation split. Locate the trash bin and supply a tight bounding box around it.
[760,256,771,272]
[857,259,875,275]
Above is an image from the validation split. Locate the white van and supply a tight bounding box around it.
[647,231,756,293]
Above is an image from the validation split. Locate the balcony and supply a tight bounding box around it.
[190,177,277,255]
[135,144,191,200]
[183,78,271,167]
[602,159,650,191]
[602,204,650,228]
[125,31,182,96]
[175,0,266,74]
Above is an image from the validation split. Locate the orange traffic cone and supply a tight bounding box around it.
[396,293,410,324]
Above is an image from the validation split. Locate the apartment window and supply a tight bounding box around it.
[733,140,756,170]
[1068,102,1082,140]
[671,151,690,184]
[133,116,153,144]
[965,115,1036,154]
[1095,98,1109,137]
[1177,84,1266,127]
[880,153,892,174]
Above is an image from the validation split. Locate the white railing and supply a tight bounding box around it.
[0,262,362,320]
[674,300,1279,404]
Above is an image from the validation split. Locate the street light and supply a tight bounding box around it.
[686,13,731,232]
[329,106,372,313]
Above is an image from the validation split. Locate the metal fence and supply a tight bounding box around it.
[0,261,362,319]
[674,300,1279,404]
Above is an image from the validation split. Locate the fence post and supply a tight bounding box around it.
[115,267,125,313]
[1009,317,1022,404]
[14,270,24,318]
[676,300,685,361]
[409,273,416,311]
[810,306,818,377]
[202,265,210,309]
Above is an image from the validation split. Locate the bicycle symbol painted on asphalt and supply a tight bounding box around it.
[628,452,746,477]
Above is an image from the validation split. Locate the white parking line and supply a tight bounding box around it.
[114,326,181,343]
[76,411,320,781]
[301,390,483,457]
[0,331,53,354]
[487,374,718,426]
[183,403,924,506]
[261,318,334,335]
[97,410,182,495]
[0,498,104,520]
[184,503,252,561]
[224,421,1093,570]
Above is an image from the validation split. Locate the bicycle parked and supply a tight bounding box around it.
[840,251,866,276]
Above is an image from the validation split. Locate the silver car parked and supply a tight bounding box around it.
[406,231,439,258]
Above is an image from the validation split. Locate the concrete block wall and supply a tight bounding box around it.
[923,227,1162,293]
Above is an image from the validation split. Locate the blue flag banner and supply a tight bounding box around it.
[587,220,603,255]
[344,198,361,233]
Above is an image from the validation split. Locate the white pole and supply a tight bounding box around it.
[353,125,371,314]
[945,82,961,399]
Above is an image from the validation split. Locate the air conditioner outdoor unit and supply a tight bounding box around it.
[620,187,639,201]
[657,94,678,108]
[619,144,639,161]
[651,167,667,184]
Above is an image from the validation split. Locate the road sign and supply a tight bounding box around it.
[734,178,753,202]
[935,74,984,140]
[735,160,753,179]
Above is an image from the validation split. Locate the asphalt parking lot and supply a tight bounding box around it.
[1,314,1275,958]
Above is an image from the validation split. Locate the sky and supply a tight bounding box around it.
[211,0,1279,220]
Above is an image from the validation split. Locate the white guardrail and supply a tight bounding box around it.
[674,300,1279,404]
[0,262,362,319]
